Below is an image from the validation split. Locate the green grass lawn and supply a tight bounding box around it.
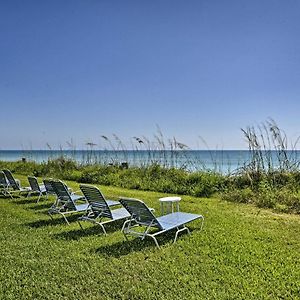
[0,175,299,299]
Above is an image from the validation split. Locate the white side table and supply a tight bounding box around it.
[159,196,181,215]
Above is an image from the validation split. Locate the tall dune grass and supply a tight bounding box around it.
[1,120,300,213]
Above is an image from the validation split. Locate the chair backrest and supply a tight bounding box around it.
[80,185,112,219]
[43,179,55,194]
[28,176,40,192]
[119,198,162,229]
[0,171,8,187]
[3,169,20,190]
[51,180,76,210]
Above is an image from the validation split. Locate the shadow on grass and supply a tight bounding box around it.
[27,203,52,211]
[12,197,54,211]
[0,193,24,200]
[53,220,126,241]
[54,225,103,240]
[13,198,40,205]
[94,239,153,257]
[25,214,80,228]
[0,195,39,202]
[94,230,184,257]
[0,194,12,200]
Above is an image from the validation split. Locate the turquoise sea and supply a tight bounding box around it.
[1,150,299,174]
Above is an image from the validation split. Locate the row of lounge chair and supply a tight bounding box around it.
[0,169,204,248]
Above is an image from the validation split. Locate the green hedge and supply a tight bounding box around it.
[1,158,300,213]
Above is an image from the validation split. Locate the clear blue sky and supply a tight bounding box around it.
[1,0,300,150]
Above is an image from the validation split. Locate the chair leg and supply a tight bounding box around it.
[123,233,129,241]
[121,219,132,240]
[199,216,205,231]
[149,235,160,248]
[48,212,54,220]
[61,213,70,225]
[36,192,42,203]
[121,219,130,233]
[174,226,189,243]
[8,191,13,199]
[78,220,84,229]
[98,223,107,235]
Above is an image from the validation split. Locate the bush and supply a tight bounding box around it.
[275,188,300,213]
[221,187,255,204]
[1,159,300,214]
[254,181,277,208]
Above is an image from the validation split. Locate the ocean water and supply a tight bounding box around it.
[0,150,299,174]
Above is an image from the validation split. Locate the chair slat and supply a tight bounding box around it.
[80,185,113,219]
[120,197,162,229]
[28,176,40,192]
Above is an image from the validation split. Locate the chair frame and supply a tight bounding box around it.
[120,197,204,248]
[2,169,30,198]
[48,180,88,224]
[0,171,9,197]
[78,185,128,234]
[27,176,47,202]
[43,178,56,199]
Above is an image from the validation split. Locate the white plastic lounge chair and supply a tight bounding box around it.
[48,180,88,224]
[2,169,30,198]
[120,197,204,248]
[78,185,129,234]
[27,176,47,202]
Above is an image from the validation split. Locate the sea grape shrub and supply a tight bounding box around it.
[187,172,225,197]
[221,188,255,204]
[255,180,277,208]
[273,188,300,214]
[0,160,37,176]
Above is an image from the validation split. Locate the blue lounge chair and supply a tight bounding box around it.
[120,197,204,248]
[2,169,30,198]
[48,180,88,224]
[43,178,60,209]
[78,185,129,234]
[43,178,56,198]
[0,171,9,197]
[27,176,47,202]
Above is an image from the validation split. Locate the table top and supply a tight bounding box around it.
[159,196,181,202]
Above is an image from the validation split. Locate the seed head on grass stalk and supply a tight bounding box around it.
[85,142,97,165]
[197,135,219,173]
[154,125,167,168]
[132,136,144,167]
[241,119,300,187]
[113,134,127,165]
[101,135,118,165]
